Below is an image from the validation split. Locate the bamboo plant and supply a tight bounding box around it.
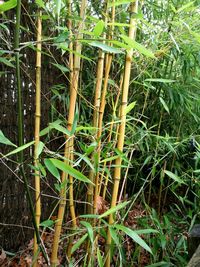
[105,2,139,266]
[50,1,87,265]
[33,10,42,266]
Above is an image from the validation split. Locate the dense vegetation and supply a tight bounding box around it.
[0,0,200,266]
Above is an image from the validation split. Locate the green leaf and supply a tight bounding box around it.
[114,224,152,254]
[36,141,44,158]
[49,159,94,184]
[125,101,136,114]
[159,97,170,114]
[39,119,62,136]
[176,1,195,13]
[145,78,176,83]
[108,0,134,7]
[51,63,69,73]
[44,158,60,181]
[134,229,159,235]
[80,221,94,244]
[79,214,99,219]
[35,0,45,8]
[71,233,88,254]
[100,155,119,163]
[99,201,130,219]
[97,248,104,267]
[0,130,17,147]
[121,35,155,58]
[40,219,54,228]
[54,31,69,43]
[93,20,104,37]
[0,57,15,68]
[109,227,123,267]
[0,0,17,12]
[5,141,34,157]
[146,262,170,267]
[38,163,47,177]
[54,0,62,17]
[49,123,71,136]
[164,170,185,184]
[90,42,124,54]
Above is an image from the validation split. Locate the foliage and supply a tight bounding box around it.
[0,0,200,266]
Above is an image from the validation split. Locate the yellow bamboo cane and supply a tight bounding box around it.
[105,2,139,266]
[93,3,116,215]
[33,10,42,267]
[50,1,87,265]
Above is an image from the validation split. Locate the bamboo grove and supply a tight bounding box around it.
[1,0,200,266]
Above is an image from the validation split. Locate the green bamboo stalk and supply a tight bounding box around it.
[14,0,23,156]
[14,3,48,264]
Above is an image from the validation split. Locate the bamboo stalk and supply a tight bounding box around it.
[105,2,139,266]
[93,4,116,215]
[86,2,109,214]
[100,75,123,198]
[14,4,48,264]
[51,1,87,265]
[87,48,106,214]
[33,10,42,266]
[14,0,23,157]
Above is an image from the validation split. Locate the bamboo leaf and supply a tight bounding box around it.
[93,20,104,37]
[49,123,71,136]
[0,0,17,12]
[97,248,104,267]
[71,233,88,254]
[80,221,94,244]
[135,229,159,235]
[109,227,123,267]
[35,0,45,8]
[54,0,62,17]
[51,63,69,73]
[164,170,185,184]
[159,97,170,114]
[145,78,176,83]
[99,201,130,219]
[79,214,99,219]
[114,224,152,254]
[44,158,60,181]
[176,1,195,13]
[49,159,94,184]
[100,155,119,163]
[125,101,136,114]
[40,219,54,228]
[146,262,170,267]
[5,141,34,157]
[0,130,17,147]
[121,35,155,58]
[39,119,62,136]
[38,163,47,177]
[108,0,134,7]
[0,57,15,68]
[36,141,45,158]
[90,42,124,54]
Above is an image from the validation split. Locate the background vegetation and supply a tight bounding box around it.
[0,0,200,266]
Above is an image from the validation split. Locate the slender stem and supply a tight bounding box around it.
[14,0,23,156]
[33,10,42,266]
[14,2,49,265]
[51,1,87,265]
[105,2,139,266]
